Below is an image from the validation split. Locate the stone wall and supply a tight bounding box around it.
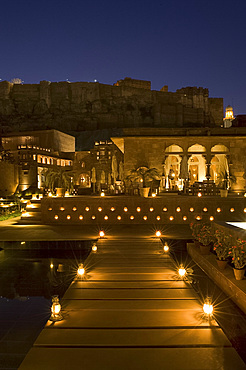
[0,80,223,134]
[41,195,246,225]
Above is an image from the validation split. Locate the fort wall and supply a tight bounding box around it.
[0,79,223,134]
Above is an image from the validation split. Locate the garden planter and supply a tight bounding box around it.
[56,187,65,197]
[233,268,245,280]
[216,259,228,270]
[139,187,150,198]
[200,244,211,255]
[220,189,228,198]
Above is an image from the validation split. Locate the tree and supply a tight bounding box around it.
[42,167,76,192]
[127,166,161,188]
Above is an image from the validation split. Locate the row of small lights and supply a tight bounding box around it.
[48,206,246,213]
[50,236,213,321]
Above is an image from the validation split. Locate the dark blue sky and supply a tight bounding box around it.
[1,0,246,114]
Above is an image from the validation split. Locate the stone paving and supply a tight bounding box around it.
[19,236,246,369]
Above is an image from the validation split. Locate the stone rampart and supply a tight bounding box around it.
[0,80,223,133]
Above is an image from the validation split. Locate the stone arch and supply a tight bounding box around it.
[188,143,206,153]
[210,154,229,184]
[165,144,183,153]
[211,144,229,153]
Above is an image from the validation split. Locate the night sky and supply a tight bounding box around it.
[1,0,246,114]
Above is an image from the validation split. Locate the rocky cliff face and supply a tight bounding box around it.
[0,80,223,134]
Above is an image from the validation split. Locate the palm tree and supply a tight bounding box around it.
[127,166,161,188]
[42,167,76,192]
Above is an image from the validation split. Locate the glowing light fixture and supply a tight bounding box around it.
[67,215,71,220]
[79,215,83,220]
[230,208,234,213]
[99,230,105,238]
[92,243,97,252]
[203,207,207,212]
[72,207,77,212]
[163,207,168,212]
[100,191,105,197]
[152,193,156,197]
[163,243,169,252]
[169,216,174,221]
[85,207,90,212]
[50,263,54,269]
[178,264,186,278]
[130,215,134,220]
[176,207,181,212]
[50,295,62,321]
[155,230,161,237]
[183,216,187,221]
[104,215,108,220]
[77,263,85,277]
[117,215,121,220]
[216,208,221,213]
[189,207,194,212]
[92,215,96,220]
[244,208,246,213]
[48,207,52,211]
[98,207,102,212]
[210,216,214,221]
[136,207,141,212]
[21,241,25,245]
[143,216,147,220]
[196,216,202,221]
[203,297,213,317]
[150,207,154,212]
[110,207,115,212]
[156,216,161,220]
[197,192,202,197]
[54,215,58,220]
[60,207,65,211]
[48,192,53,197]
[124,207,128,212]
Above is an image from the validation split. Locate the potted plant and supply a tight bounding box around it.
[127,166,161,197]
[43,168,75,197]
[197,223,215,255]
[190,222,203,247]
[213,229,232,269]
[229,239,246,280]
[218,171,236,198]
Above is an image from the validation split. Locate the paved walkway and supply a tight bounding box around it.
[19,237,245,369]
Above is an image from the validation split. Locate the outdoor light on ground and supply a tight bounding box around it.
[77,264,85,277]
[100,191,105,197]
[99,230,105,238]
[92,243,97,252]
[163,243,169,253]
[197,192,202,197]
[178,264,186,278]
[151,193,156,197]
[50,263,54,269]
[203,297,213,317]
[155,230,161,237]
[50,295,62,321]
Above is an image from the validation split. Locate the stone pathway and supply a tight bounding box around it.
[19,237,246,369]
